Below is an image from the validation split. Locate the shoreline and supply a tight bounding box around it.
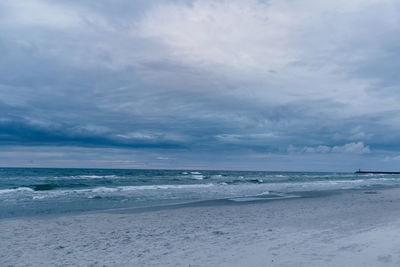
[1,184,392,221]
[2,186,400,266]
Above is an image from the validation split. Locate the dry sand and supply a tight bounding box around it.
[2,188,400,266]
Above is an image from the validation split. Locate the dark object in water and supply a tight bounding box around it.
[355,169,400,174]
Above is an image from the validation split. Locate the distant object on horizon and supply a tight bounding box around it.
[355,169,400,174]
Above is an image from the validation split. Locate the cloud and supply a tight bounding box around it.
[138,0,295,72]
[138,0,400,116]
[0,0,82,29]
[292,142,371,154]
[0,0,399,170]
[331,142,371,154]
[302,145,332,154]
[0,119,184,149]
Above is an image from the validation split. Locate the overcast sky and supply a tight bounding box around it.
[0,0,400,171]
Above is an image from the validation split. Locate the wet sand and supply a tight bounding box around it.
[2,187,400,266]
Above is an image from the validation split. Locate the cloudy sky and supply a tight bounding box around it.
[0,0,399,171]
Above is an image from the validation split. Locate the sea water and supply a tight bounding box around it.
[1,168,399,218]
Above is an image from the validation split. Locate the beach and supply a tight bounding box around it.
[2,187,400,266]
[2,0,399,266]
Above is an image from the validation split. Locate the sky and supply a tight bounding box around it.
[0,0,400,171]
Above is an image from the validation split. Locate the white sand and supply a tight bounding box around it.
[2,188,400,266]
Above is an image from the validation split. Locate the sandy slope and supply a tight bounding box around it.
[2,188,400,266]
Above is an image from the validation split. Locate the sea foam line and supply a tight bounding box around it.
[0,187,34,194]
[0,183,216,196]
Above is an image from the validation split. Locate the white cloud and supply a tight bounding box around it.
[115,131,188,142]
[138,0,296,72]
[136,0,400,122]
[303,145,332,154]
[292,142,370,154]
[138,0,395,74]
[216,133,275,143]
[331,142,370,154]
[156,156,175,160]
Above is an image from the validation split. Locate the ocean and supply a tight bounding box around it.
[1,168,399,218]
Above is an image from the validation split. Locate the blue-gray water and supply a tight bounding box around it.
[1,168,399,218]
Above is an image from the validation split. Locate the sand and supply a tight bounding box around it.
[2,188,400,266]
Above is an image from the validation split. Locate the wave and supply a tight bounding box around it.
[0,187,34,194]
[73,175,118,179]
[225,179,264,185]
[0,183,92,194]
[0,183,216,196]
[190,175,205,180]
[29,183,91,191]
[257,191,271,196]
[179,171,205,180]
[2,176,400,198]
[30,184,58,191]
[89,183,215,193]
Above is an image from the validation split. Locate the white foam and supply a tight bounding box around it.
[118,183,214,191]
[191,175,205,180]
[0,187,34,194]
[190,172,202,175]
[0,183,219,199]
[75,175,118,179]
[74,183,217,195]
[257,191,271,196]
[32,195,46,200]
[91,187,119,193]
